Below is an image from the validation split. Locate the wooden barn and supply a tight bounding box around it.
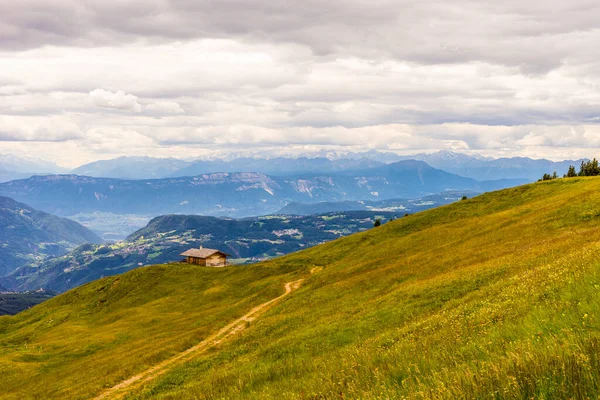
[180,247,229,267]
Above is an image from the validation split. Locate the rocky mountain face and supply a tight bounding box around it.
[0,196,102,276]
[0,161,525,218]
[1,211,397,293]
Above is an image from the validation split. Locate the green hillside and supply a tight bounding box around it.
[2,178,600,399]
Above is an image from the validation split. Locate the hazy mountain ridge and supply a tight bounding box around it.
[57,152,584,182]
[172,157,385,177]
[278,190,477,215]
[71,156,190,180]
[0,196,102,276]
[0,170,34,184]
[0,154,65,174]
[0,161,525,218]
[0,154,67,183]
[393,150,583,181]
[68,156,385,179]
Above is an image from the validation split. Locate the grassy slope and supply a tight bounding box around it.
[3,178,600,399]
[0,263,304,399]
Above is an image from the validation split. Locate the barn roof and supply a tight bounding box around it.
[180,248,230,258]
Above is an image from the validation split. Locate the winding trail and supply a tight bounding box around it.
[94,279,305,400]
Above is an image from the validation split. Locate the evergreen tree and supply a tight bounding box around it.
[566,165,577,177]
[373,219,381,227]
[579,159,600,176]
[579,160,586,176]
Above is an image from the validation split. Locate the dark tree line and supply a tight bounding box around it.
[577,159,600,177]
[539,158,600,181]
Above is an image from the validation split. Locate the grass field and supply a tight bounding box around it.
[3,177,600,399]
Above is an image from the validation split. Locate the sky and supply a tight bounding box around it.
[0,0,599,168]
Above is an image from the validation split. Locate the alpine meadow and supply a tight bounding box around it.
[2,177,600,399]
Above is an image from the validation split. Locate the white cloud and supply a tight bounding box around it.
[0,85,26,96]
[145,101,184,114]
[89,89,142,112]
[0,115,83,142]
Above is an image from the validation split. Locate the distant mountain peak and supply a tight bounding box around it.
[0,153,66,174]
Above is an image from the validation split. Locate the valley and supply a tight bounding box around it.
[1,211,397,293]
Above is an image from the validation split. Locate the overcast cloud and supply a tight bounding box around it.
[0,0,599,167]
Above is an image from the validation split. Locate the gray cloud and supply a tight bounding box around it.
[0,1,599,166]
[2,0,600,71]
[0,115,84,142]
[90,89,142,112]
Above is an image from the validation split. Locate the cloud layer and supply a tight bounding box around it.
[0,1,599,166]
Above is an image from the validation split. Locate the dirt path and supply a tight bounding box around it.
[94,279,305,400]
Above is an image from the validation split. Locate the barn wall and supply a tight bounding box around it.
[185,255,226,266]
[207,255,227,267]
[187,257,207,266]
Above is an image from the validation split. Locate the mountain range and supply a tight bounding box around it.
[70,156,385,179]
[0,196,102,276]
[0,161,524,219]
[392,150,582,181]
[64,151,582,181]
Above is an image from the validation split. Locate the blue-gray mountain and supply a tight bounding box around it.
[1,211,398,294]
[0,196,102,276]
[278,190,478,215]
[0,161,525,218]
[392,150,582,181]
[70,156,384,179]
[170,157,384,177]
[66,152,582,182]
[70,156,190,180]
[0,154,67,183]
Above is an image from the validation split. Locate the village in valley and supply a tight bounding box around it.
[1,211,399,294]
